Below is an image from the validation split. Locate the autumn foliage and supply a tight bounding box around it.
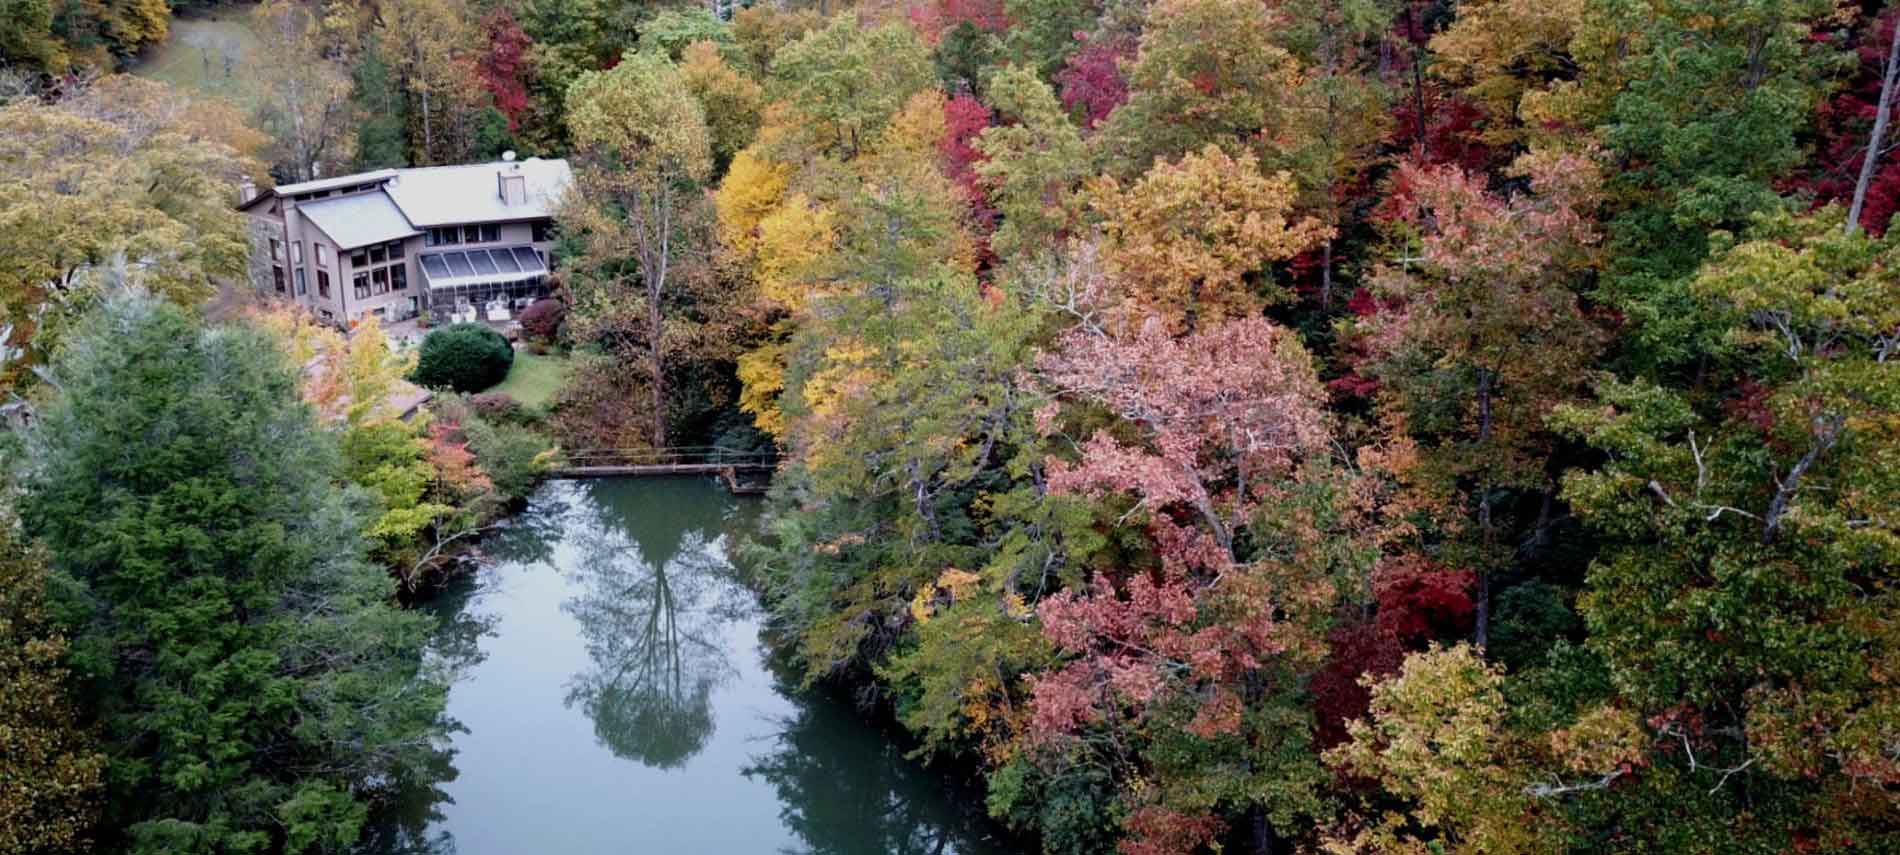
[16,0,1900,851]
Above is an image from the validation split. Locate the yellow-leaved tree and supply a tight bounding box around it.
[566,49,715,446]
[1090,144,1332,334]
[0,77,255,397]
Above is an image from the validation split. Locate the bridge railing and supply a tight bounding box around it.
[557,446,779,469]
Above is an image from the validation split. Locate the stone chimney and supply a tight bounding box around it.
[238,176,258,206]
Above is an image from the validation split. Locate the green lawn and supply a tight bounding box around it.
[131,8,261,107]
[490,351,568,409]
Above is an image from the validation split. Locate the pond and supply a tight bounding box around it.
[359,477,1014,855]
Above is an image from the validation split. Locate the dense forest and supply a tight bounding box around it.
[4,0,1900,853]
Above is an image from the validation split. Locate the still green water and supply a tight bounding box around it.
[360,478,1013,855]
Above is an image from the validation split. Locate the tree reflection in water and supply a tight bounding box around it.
[743,663,1009,855]
[356,572,496,855]
[561,478,751,769]
[354,480,1012,855]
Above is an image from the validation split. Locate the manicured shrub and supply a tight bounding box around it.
[519,298,568,345]
[413,323,514,393]
[468,391,524,423]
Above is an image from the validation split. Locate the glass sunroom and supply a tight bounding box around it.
[417,246,551,322]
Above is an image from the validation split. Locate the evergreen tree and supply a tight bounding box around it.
[351,35,411,170]
[16,296,449,854]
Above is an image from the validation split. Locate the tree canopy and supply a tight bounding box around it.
[10,0,1900,852]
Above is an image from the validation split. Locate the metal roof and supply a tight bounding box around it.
[296,192,420,250]
[272,169,400,198]
[383,158,572,227]
[417,247,548,289]
[242,159,571,226]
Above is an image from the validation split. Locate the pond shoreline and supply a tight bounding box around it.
[366,476,1023,854]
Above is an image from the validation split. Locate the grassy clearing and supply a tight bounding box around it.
[490,351,568,409]
[131,7,261,107]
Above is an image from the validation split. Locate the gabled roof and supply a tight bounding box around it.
[239,158,573,228]
[296,192,419,250]
[273,169,400,197]
[384,158,571,227]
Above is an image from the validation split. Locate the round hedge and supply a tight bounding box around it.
[518,297,567,344]
[413,323,514,393]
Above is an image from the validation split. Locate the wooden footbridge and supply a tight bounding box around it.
[551,447,777,494]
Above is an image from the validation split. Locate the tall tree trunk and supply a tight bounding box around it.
[1249,808,1280,855]
[1320,238,1334,312]
[1850,12,1900,235]
[645,187,673,448]
[1525,481,1557,559]
[649,299,666,447]
[420,85,435,164]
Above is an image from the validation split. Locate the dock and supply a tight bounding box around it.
[550,449,776,495]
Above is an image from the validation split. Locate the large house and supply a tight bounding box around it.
[238,154,572,328]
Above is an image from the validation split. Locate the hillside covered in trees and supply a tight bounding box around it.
[4,0,1900,853]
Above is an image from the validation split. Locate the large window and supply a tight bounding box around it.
[391,265,408,291]
[479,224,499,243]
[272,266,286,293]
[350,248,368,268]
[315,244,330,267]
[269,238,282,262]
[370,245,386,265]
[387,240,405,259]
[462,225,481,244]
[372,268,389,295]
[292,241,304,265]
[531,221,553,243]
[294,268,307,296]
[354,273,371,300]
[317,270,331,299]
